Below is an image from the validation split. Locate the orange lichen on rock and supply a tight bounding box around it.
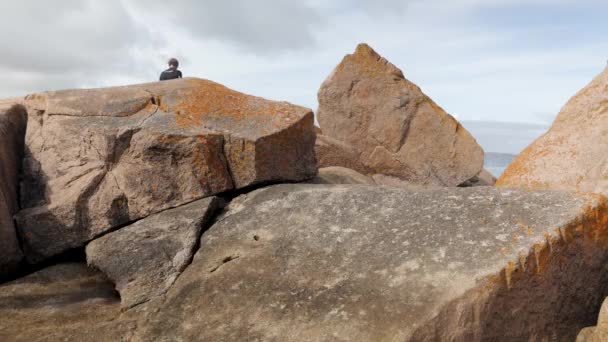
[517,194,608,283]
[497,68,608,193]
[337,43,404,78]
[158,79,307,130]
[317,43,484,187]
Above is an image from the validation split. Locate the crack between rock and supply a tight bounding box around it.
[88,137,104,161]
[137,92,161,128]
[125,196,227,311]
[124,179,293,311]
[136,108,158,128]
[220,135,237,190]
[87,195,217,244]
[450,121,460,159]
[74,171,108,233]
[108,171,123,193]
[169,197,226,281]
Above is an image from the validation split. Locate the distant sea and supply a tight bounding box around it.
[459,120,548,178]
[484,152,517,178]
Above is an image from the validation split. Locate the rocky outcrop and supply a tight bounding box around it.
[0,263,132,342]
[497,68,608,192]
[2,185,608,341]
[0,103,27,275]
[129,185,608,341]
[15,78,317,263]
[317,43,484,186]
[86,197,221,308]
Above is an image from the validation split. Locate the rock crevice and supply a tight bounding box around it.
[0,103,28,275]
[86,196,224,309]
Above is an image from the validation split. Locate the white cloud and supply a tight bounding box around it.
[0,0,605,134]
[129,0,324,53]
[0,0,157,95]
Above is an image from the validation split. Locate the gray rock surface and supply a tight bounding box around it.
[317,44,484,186]
[129,184,608,341]
[86,197,221,308]
[2,185,608,341]
[371,173,443,190]
[16,78,317,263]
[0,263,134,342]
[0,103,27,274]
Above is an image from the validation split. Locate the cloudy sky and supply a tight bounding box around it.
[1,1,606,153]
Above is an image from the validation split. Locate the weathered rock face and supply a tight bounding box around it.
[0,103,27,274]
[3,185,608,341]
[459,168,497,187]
[497,68,608,193]
[86,197,221,308]
[311,166,445,191]
[315,133,372,175]
[312,166,449,192]
[0,263,134,342]
[310,166,375,185]
[577,297,608,342]
[16,78,317,263]
[317,44,484,186]
[128,184,608,341]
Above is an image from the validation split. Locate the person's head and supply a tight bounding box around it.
[168,58,179,69]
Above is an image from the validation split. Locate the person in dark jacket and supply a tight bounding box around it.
[159,58,182,81]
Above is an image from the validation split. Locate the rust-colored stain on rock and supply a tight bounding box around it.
[159,79,301,130]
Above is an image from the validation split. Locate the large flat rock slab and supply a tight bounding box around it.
[0,263,133,342]
[317,44,484,186]
[16,78,317,263]
[0,104,27,274]
[86,197,221,308]
[131,184,608,341]
[498,67,608,193]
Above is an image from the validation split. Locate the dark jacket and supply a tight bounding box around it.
[159,68,182,81]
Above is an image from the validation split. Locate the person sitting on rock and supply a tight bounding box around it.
[159,58,182,81]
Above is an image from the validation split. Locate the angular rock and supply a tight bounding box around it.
[498,68,608,193]
[0,263,134,342]
[86,197,221,308]
[0,103,27,274]
[16,78,317,263]
[131,184,608,341]
[317,43,484,186]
